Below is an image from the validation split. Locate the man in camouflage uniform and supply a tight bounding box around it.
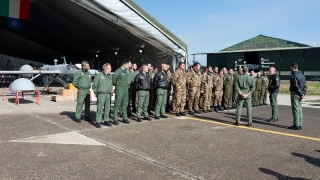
[213,69,224,112]
[232,68,243,109]
[253,72,263,107]
[199,69,206,110]
[211,66,219,107]
[261,71,269,105]
[187,63,202,115]
[223,68,234,110]
[185,65,194,109]
[201,67,213,113]
[171,62,187,116]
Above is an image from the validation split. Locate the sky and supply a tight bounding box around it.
[134,0,320,65]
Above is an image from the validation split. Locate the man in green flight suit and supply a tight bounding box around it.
[113,60,130,125]
[126,61,134,117]
[92,63,113,128]
[235,66,255,126]
[73,61,92,123]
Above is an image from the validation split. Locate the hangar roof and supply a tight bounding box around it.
[0,0,186,68]
[221,34,310,52]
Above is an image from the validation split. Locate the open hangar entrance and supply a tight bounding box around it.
[0,0,187,71]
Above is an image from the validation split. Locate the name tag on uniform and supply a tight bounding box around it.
[101,77,104,79]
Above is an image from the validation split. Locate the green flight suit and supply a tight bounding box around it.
[73,70,92,119]
[253,76,263,106]
[232,73,240,108]
[223,74,234,109]
[131,70,139,111]
[147,70,154,112]
[155,88,167,116]
[92,72,113,123]
[136,90,150,118]
[127,70,135,115]
[261,75,269,104]
[235,73,255,124]
[113,68,130,121]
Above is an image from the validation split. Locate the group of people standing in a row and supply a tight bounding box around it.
[72,60,307,130]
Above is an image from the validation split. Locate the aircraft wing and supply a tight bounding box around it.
[0,70,61,74]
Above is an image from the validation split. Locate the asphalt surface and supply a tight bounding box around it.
[0,89,320,180]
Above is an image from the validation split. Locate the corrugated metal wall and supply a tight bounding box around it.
[207,47,320,80]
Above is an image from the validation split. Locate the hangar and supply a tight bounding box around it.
[0,0,187,70]
[202,35,320,80]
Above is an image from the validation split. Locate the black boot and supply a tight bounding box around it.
[218,106,224,111]
[214,106,218,112]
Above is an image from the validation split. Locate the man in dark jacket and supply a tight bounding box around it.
[153,64,169,119]
[267,67,280,122]
[134,64,152,122]
[289,63,307,130]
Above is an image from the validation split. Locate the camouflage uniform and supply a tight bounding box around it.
[261,75,269,105]
[187,69,202,113]
[253,76,263,106]
[199,70,206,109]
[201,71,213,111]
[223,73,234,109]
[211,73,218,107]
[171,68,187,113]
[213,75,224,111]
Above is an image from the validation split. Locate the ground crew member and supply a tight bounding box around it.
[92,63,113,128]
[223,68,234,110]
[153,64,170,119]
[235,66,255,126]
[261,71,269,105]
[288,63,307,130]
[266,67,280,122]
[213,70,224,112]
[232,68,243,109]
[73,61,92,123]
[113,60,130,125]
[187,63,202,115]
[171,62,187,116]
[134,64,152,122]
[253,72,263,107]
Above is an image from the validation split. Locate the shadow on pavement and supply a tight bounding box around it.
[59,111,96,126]
[8,98,34,104]
[291,152,320,168]
[223,112,289,129]
[259,168,310,180]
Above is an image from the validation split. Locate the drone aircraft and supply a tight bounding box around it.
[0,57,99,92]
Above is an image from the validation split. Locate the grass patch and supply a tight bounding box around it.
[279,82,320,95]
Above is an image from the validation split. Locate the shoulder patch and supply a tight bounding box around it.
[114,71,118,75]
